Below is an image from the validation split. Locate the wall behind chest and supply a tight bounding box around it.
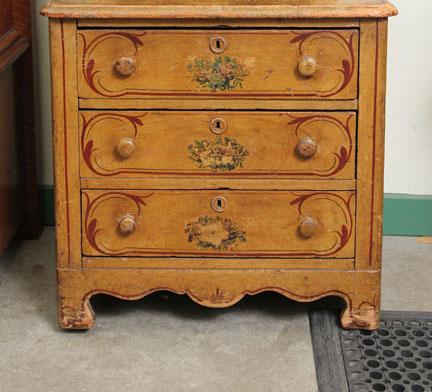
[386,0,432,195]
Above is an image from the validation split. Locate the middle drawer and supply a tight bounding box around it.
[80,111,356,179]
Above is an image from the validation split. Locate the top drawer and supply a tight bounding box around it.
[77,29,358,100]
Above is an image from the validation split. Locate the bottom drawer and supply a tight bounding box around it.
[82,190,355,258]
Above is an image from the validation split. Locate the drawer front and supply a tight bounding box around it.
[78,29,358,100]
[80,111,356,179]
[82,190,355,258]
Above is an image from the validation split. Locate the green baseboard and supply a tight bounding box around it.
[383,194,432,236]
[38,186,432,236]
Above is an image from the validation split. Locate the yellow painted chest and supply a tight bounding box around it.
[42,0,397,330]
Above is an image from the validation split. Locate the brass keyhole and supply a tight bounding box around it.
[210,117,227,134]
[211,196,227,212]
[210,36,227,54]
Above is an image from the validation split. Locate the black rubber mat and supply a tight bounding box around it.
[309,310,432,392]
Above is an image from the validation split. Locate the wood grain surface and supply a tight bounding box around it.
[0,0,31,75]
[49,20,82,269]
[77,29,358,100]
[82,189,356,258]
[43,1,397,329]
[58,268,381,330]
[0,0,40,251]
[80,177,357,191]
[82,256,355,270]
[355,19,388,270]
[41,0,397,19]
[80,111,356,179]
[79,97,359,111]
[0,68,20,252]
[77,18,361,29]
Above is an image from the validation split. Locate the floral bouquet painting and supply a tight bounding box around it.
[188,56,248,91]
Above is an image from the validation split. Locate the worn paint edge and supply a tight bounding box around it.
[40,4,398,19]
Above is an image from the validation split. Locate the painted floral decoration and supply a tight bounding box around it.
[188,136,249,171]
[185,215,246,251]
[187,56,248,91]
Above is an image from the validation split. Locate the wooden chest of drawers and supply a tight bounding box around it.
[42,0,397,330]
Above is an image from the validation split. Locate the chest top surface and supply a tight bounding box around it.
[41,0,397,19]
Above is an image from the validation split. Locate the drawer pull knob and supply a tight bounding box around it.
[210,117,227,134]
[115,56,137,77]
[299,216,318,239]
[210,36,227,54]
[116,138,136,159]
[296,138,317,159]
[298,55,317,77]
[118,214,137,235]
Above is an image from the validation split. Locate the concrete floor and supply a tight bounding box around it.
[0,229,431,392]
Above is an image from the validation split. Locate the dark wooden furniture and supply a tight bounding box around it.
[0,0,42,254]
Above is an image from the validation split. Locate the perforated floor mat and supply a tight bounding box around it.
[309,310,432,392]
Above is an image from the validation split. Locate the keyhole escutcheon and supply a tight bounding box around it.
[211,196,227,213]
[210,117,227,134]
[210,36,227,54]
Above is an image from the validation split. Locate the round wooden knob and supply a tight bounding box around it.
[116,138,135,159]
[296,138,317,159]
[118,214,137,235]
[299,216,318,239]
[115,57,137,77]
[298,55,317,77]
